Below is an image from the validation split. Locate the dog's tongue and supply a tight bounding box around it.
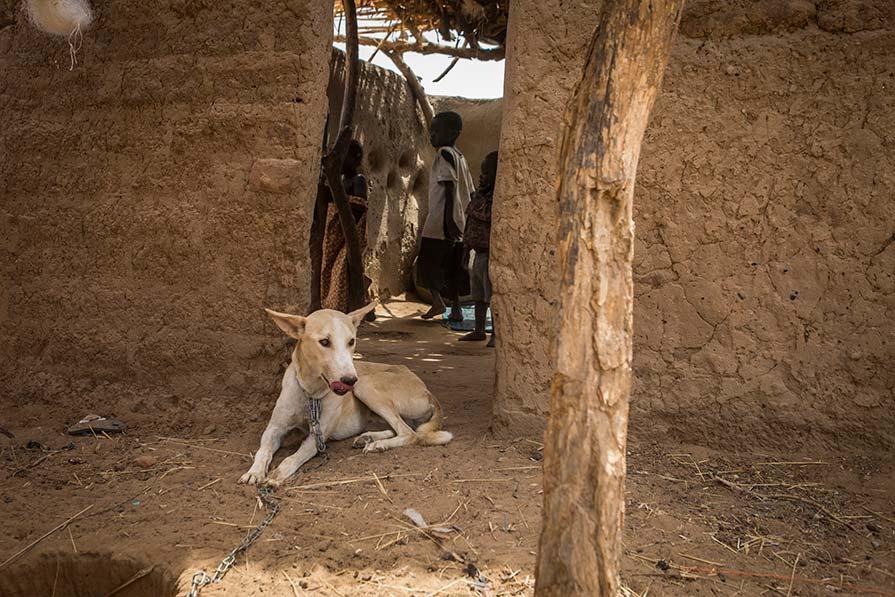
[330,381,353,393]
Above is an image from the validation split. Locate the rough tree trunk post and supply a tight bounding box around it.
[309,115,331,312]
[315,0,366,312]
[535,1,683,595]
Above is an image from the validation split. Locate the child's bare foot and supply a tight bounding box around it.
[421,305,446,320]
[448,308,464,322]
[459,330,487,341]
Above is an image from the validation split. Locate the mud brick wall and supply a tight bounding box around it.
[490,0,895,448]
[0,0,332,420]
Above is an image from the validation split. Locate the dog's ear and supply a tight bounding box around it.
[347,302,376,328]
[265,308,306,339]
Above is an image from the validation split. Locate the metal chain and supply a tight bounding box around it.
[186,399,329,596]
[186,487,281,597]
[306,397,329,469]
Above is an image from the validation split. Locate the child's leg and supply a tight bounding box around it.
[422,289,447,319]
[459,301,487,341]
[448,291,463,322]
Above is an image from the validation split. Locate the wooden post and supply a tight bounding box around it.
[317,0,366,312]
[534,1,683,595]
[309,113,331,312]
[384,48,434,130]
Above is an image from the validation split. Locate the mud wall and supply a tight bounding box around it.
[327,51,429,301]
[0,1,331,421]
[491,0,895,448]
[431,97,503,183]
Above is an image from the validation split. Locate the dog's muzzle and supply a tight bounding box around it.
[329,375,357,396]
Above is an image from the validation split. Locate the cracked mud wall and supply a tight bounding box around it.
[491,0,895,448]
[0,1,332,417]
[328,51,428,301]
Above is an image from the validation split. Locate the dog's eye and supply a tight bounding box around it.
[319,338,330,347]
[348,338,355,347]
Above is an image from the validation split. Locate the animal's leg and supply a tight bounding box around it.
[239,369,301,485]
[352,430,396,449]
[239,422,288,485]
[363,434,417,453]
[358,406,419,453]
[265,435,318,488]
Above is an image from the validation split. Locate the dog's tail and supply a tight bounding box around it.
[416,396,453,446]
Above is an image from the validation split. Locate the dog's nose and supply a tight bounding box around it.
[340,375,357,386]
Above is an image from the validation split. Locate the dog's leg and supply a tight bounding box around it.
[239,421,288,485]
[239,370,300,485]
[352,429,396,449]
[357,404,418,453]
[265,396,341,487]
[265,434,318,487]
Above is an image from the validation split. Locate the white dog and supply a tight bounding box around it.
[239,304,452,487]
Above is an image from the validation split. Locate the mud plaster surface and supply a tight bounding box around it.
[0,1,332,413]
[0,301,893,596]
[490,0,895,449]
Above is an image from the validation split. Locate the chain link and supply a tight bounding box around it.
[186,399,329,596]
[306,396,329,469]
[186,487,281,597]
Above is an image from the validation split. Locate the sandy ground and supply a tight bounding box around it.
[1,298,893,596]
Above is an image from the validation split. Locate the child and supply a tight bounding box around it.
[460,151,498,346]
[419,112,475,321]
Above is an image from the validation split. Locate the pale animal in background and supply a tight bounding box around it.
[240,304,452,487]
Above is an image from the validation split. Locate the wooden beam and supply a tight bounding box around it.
[534,0,683,595]
[335,34,504,61]
[384,48,434,130]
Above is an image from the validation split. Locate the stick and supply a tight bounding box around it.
[107,566,155,596]
[786,553,799,597]
[384,49,434,129]
[0,504,94,569]
[198,478,222,491]
[286,472,422,491]
[335,34,505,61]
[426,577,463,596]
[862,506,895,525]
[371,472,393,503]
[159,440,251,460]
[767,494,859,532]
[678,553,726,567]
[283,570,301,597]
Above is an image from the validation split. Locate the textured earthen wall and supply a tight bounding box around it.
[431,97,503,183]
[328,51,429,300]
[492,0,895,448]
[0,1,331,417]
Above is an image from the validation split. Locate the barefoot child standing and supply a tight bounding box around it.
[460,151,498,346]
[418,112,475,321]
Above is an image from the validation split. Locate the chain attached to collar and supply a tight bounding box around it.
[186,487,281,597]
[307,396,328,466]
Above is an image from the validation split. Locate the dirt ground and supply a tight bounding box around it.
[1,298,893,596]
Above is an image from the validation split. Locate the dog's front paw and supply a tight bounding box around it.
[352,435,373,449]
[239,469,266,486]
[263,475,284,489]
[362,441,385,454]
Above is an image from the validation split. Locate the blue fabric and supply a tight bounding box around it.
[443,305,493,332]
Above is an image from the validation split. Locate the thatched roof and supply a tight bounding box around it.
[335,0,508,60]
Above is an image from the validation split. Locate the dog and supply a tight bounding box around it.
[239,303,453,487]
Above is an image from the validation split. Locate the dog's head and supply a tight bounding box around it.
[264,304,376,395]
